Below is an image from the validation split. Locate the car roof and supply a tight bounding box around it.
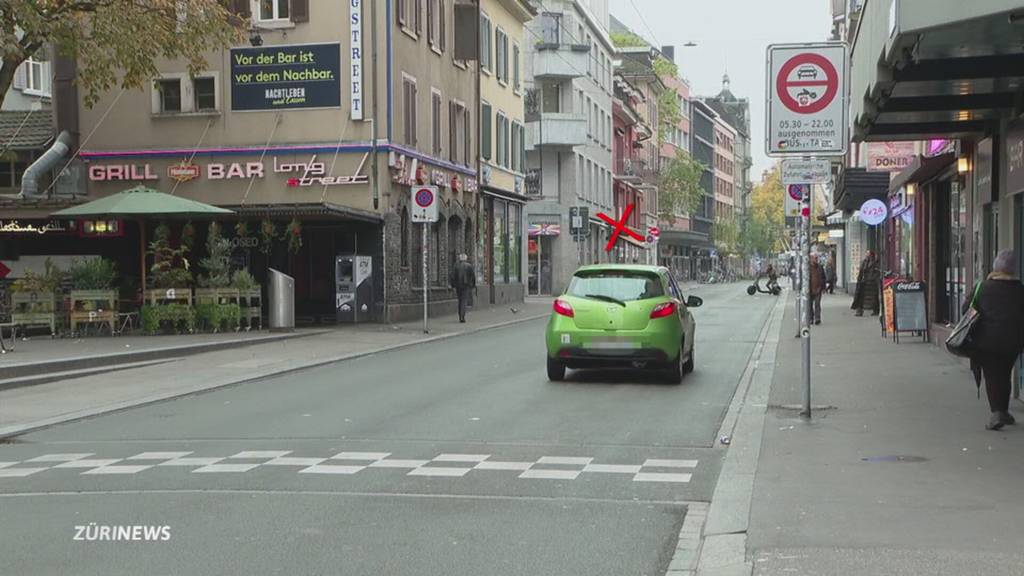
[573,264,668,274]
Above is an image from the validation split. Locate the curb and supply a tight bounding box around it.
[684,291,789,576]
[0,312,549,439]
[0,330,323,381]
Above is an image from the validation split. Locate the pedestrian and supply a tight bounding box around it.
[963,250,1024,431]
[449,253,476,323]
[825,255,837,294]
[809,254,826,324]
[766,263,779,292]
[851,251,880,316]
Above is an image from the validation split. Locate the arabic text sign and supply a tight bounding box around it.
[0,220,71,235]
[767,43,848,156]
[781,159,832,185]
[231,43,341,111]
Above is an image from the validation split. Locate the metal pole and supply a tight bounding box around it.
[794,224,801,337]
[800,182,812,418]
[423,223,429,334]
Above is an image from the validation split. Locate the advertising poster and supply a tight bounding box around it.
[231,43,341,111]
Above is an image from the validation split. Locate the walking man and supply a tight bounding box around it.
[450,253,476,323]
[825,255,837,294]
[810,255,827,325]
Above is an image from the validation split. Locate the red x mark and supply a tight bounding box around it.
[597,203,645,252]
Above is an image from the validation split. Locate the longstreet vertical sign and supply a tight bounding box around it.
[350,0,364,120]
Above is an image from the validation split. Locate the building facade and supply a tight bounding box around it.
[524,0,615,295]
[611,72,647,264]
[3,0,488,324]
[689,99,717,277]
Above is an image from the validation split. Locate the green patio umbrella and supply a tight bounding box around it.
[53,185,234,292]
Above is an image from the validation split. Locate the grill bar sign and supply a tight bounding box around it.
[781,159,831,185]
[231,43,341,111]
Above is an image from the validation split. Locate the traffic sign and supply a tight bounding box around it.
[785,184,807,217]
[782,159,832,185]
[766,43,848,156]
[647,226,660,238]
[411,185,439,222]
[569,206,589,237]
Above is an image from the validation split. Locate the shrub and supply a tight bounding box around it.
[140,304,195,334]
[231,269,259,292]
[195,303,240,332]
[69,258,117,290]
[198,221,231,288]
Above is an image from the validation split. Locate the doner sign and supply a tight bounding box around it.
[766,42,848,157]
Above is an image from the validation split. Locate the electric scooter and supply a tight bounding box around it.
[747,276,781,296]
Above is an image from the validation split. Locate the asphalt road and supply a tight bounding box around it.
[0,283,775,576]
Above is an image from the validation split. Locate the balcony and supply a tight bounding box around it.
[526,113,587,150]
[532,44,590,79]
[614,156,658,184]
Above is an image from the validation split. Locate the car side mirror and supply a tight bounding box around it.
[685,296,703,308]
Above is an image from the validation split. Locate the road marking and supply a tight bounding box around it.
[330,452,392,460]
[230,451,292,459]
[633,472,692,483]
[434,454,490,463]
[583,464,642,474]
[25,453,93,463]
[158,457,224,467]
[264,457,328,467]
[83,465,153,475]
[474,461,533,471]
[519,469,581,480]
[54,459,122,469]
[368,459,430,469]
[0,462,15,469]
[192,463,261,473]
[127,452,194,460]
[643,459,698,468]
[0,468,47,477]
[536,456,593,466]
[299,465,365,475]
[407,467,472,477]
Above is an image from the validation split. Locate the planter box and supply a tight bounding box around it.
[145,288,193,307]
[11,291,56,335]
[69,289,116,334]
[238,287,262,330]
[195,287,240,306]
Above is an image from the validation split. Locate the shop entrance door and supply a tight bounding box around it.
[528,236,555,295]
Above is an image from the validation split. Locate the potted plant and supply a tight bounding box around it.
[68,257,118,335]
[259,219,277,255]
[141,222,195,334]
[9,258,61,336]
[286,218,302,255]
[232,269,262,330]
[195,222,240,332]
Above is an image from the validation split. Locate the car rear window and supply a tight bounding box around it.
[567,271,664,302]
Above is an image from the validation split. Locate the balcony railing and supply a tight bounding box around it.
[526,113,587,149]
[532,44,591,79]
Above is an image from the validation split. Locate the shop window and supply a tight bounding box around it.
[509,204,521,283]
[400,207,410,268]
[493,199,507,284]
[193,76,217,111]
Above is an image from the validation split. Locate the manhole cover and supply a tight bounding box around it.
[861,455,928,463]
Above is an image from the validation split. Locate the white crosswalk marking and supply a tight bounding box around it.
[330,452,391,460]
[536,456,594,466]
[230,451,292,459]
[434,454,490,462]
[474,461,534,471]
[54,459,122,469]
[158,457,224,467]
[368,459,430,468]
[0,468,47,477]
[83,465,153,475]
[520,469,581,480]
[632,472,693,483]
[26,454,93,463]
[128,452,194,460]
[192,463,261,473]
[299,464,365,475]
[583,464,642,474]
[264,457,328,467]
[408,467,472,477]
[642,459,698,468]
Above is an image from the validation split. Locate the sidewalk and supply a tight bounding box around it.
[0,299,551,438]
[747,293,1024,575]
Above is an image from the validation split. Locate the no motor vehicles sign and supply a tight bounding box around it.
[766,43,848,157]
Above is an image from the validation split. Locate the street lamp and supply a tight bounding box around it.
[249,27,264,47]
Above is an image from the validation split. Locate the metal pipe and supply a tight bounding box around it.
[20,130,72,198]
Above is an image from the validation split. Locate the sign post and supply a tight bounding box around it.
[412,186,439,333]
[767,41,848,420]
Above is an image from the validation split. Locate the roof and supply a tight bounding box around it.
[574,264,668,274]
[0,109,54,151]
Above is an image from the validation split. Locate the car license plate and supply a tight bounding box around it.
[584,337,640,349]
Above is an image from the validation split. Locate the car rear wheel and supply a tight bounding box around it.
[664,344,684,384]
[683,345,695,374]
[547,357,566,381]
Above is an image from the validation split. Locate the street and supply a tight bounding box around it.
[0,284,775,576]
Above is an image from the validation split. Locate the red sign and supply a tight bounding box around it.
[597,204,645,252]
[776,53,838,115]
[0,261,10,279]
[648,226,660,238]
[168,162,201,183]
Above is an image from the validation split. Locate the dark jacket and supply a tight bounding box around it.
[809,261,826,296]
[966,277,1024,356]
[450,261,476,291]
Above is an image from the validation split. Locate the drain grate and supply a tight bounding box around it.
[861,455,928,463]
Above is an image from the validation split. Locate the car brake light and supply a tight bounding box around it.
[553,299,574,318]
[650,302,676,319]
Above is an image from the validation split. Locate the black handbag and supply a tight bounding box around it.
[945,283,982,357]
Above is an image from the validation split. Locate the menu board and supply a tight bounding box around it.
[894,281,928,333]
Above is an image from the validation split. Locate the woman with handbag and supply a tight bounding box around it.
[962,250,1024,430]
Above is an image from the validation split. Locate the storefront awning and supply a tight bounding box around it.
[224,202,383,223]
[888,153,956,193]
[833,167,891,211]
[482,185,529,204]
[659,229,711,248]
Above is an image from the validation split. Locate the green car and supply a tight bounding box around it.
[545,264,703,383]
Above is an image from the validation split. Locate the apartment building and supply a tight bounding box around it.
[523,0,615,295]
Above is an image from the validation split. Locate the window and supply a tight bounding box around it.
[439,0,446,52]
[496,112,508,169]
[17,55,50,97]
[431,90,443,156]
[539,12,561,44]
[464,105,472,167]
[427,0,436,46]
[193,77,217,111]
[415,0,423,35]
[481,102,493,161]
[0,153,32,189]
[397,0,407,25]
[158,79,182,113]
[512,43,521,93]
[403,76,418,147]
[509,204,521,283]
[510,122,521,172]
[495,28,508,84]
[480,13,492,72]
[493,199,507,283]
[258,0,289,21]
